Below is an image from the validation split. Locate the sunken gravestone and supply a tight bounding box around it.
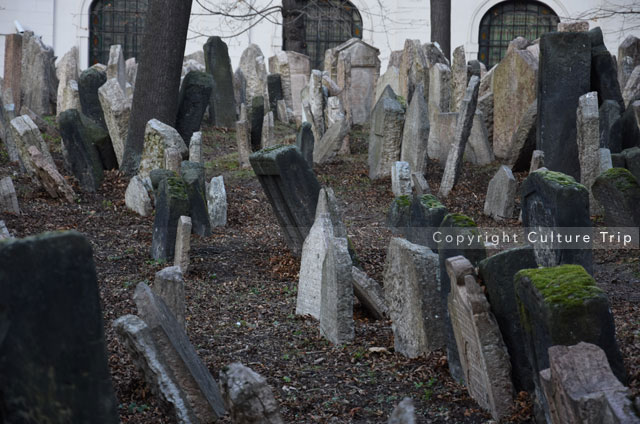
[204,36,237,128]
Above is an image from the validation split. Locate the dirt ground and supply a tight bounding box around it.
[1,119,638,423]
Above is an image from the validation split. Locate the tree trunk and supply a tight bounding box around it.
[430,0,451,61]
[120,0,193,176]
[282,0,307,54]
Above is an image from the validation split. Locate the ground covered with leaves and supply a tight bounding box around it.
[1,119,638,423]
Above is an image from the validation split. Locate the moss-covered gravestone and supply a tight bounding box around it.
[249,145,321,257]
[521,169,593,274]
[387,194,413,236]
[515,264,627,420]
[0,232,119,423]
[387,194,448,251]
[176,71,214,143]
[592,168,640,228]
[181,161,211,237]
[152,176,191,261]
[437,213,487,383]
[478,246,537,392]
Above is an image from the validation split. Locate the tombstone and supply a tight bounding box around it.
[150,168,177,191]
[589,28,624,110]
[153,266,185,328]
[592,168,640,228]
[428,63,451,123]
[56,46,78,117]
[374,66,401,106]
[133,283,226,420]
[4,33,23,108]
[176,71,214,143]
[125,57,138,88]
[618,35,640,90]
[313,118,350,165]
[181,161,211,237]
[406,194,447,250]
[9,114,54,175]
[391,161,412,197]
[600,147,614,174]
[537,32,592,180]
[622,65,640,107]
[125,175,153,217]
[478,247,537,392]
[325,95,345,128]
[521,169,593,274]
[429,112,493,168]
[400,84,429,175]
[207,175,227,228]
[0,176,20,214]
[174,216,192,274]
[107,44,126,92]
[267,73,283,112]
[369,86,405,180]
[351,267,388,320]
[189,131,203,165]
[600,99,622,149]
[493,46,538,162]
[477,91,494,147]
[235,119,252,169]
[577,92,601,213]
[276,98,289,123]
[268,51,311,119]
[28,146,75,203]
[411,172,430,195]
[446,256,514,420]
[509,100,538,171]
[59,79,81,116]
[515,264,627,420]
[20,31,57,116]
[261,110,275,148]
[384,237,444,357]
[609,99,640,153]
[540,343,639,424]
[484,165,517,220]
[0,102,19,162]
[139,119,188,179]
[249,95,265,152]
[451,46,467,112]
[388,398,416,424]
[151,176,191,261]
[219,363,284,424]
[439,76,481,198]
[237,44,268,109]
[302,70,325,143]
[622,146,640,181]
[78,67,108,128]
[0,232,119,423]
[529,150,545,173]
[165,144,181,171]
[98,78,131,166]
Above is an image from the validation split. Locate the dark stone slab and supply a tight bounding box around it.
[267,73,283,112]
[0,231,119,423]
[387,194,448,252]
[151,176,190,261]
[79,112,117,170]
[599,100,622,149]
[478,246,538,392]
[622,146,640,181]
[295,121,314,167]
[180,161,211,237]
[589,27,624,110]
[249,145,321,256]
[204,36,237,128]
[611,153,626,168]
[537,32,591,180]
[249,95,264,152]
[467,60,483,81]
[521,169,593,274]
[387,195,413,236]
[150,169,178,192]
[176,70,213,143]
[58,108,105,192]
[609,103,640,153]
[592,168,640,228]
[78,67,107,128]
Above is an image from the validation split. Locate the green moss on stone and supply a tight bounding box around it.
[261,144,286,153]
[395,195,412,209]
[537,170,586,190]
[420,194,444,209]
[600,167,639,192]
[166,177,188,201]
[442,213,476,228]
[396,95,407,109]
[516,265,603,308]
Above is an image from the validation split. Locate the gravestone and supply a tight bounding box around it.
[0,232,119,423]
[164,148,181,173]
[78,67,107,128]
[296,121,314,167]
[408,194,448,250]
[237,44,268,108]
[384,238,444,357]
[484,165,517,220]
[351,267,388,320]
[235,119,252,169]
[446,256,514,420]
[60,79,81,116]
[189,132,203,165]
[622,146,640,181]
[600,147,614,174]
[509,100,537,171]
[139,119,188,179]
[28,146,75,203]
[4,33,23,108]
[181,161,211,237]
[537,32,591,180]
[268,51,311,119]
[261,110,275,148]
[0,176,20,214]
[592,168,640,228]
[477,92,494,148]
[428,63,451,122]
[126,57,137,88]
[151,176,190,261]
[207,175,227,227]
[609,100,640,153]
[0,102,19,162]
[600,99,622,149]
[397,39,426,105]
[276,98,289,123]
[56,46,79,117]
[558,21,589,32]
[400,83,429,175]
[9,114,54,175]
[174,216,192,274]
[313,118,350,165]
[589,27,624,110]
[374,66,400,107]
[98,78,131,166]
[369,85,405,180]
[125,175,153,217]
[391,161,412,197]
[577,92,601,213]
[176,70,214,143]
[530,150,545,173]
[412,172,430,195]
[267,73,283,112]
[618,35,640,90]
[250,145,321,256]
[153,266,185,328]
[107,44,126,92]
[521,169,593,274]
[451,46,467,112]
[249,95,265,152]
[478,246,537,392]
[302,70,325,143]
[20,31,57,116]
[204,37,237,128]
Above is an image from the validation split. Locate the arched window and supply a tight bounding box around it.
[89,0,148,66]
[478,1,559,68]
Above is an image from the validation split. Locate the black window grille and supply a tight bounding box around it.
[478,1,559,69]
[89,0,148,66]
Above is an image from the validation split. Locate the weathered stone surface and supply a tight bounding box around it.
[369,85,405,180]
[600,148,614,174]
[510,100,538,171]
[276,98,289,123]
[374,66,400,106]
[134,282,226,421]
[400,83,429,175]
[237,44,268,109]
[268,51,311,119]
[302,70,325,143]
[107,44,127,93]
[206,175,227,228]
[313,118,350,165]
[235,119,252,169]
[446,255,514,420]
[139,119,188,179]
[9,114,54,175]
[126,57,138,88]
[439,76,480,198]
[28,145,75,203]
[181,161,211,237]
[203,37,237,128]
[4,33,22,108]
[478,247,537,392]
[150,169,177,191]
[558,21,589,32]
[296,121,314,167]
[577,92,601,214]
[388,397,416,424]
[600,100,622,149]
[451,46,467,112]
[623,65,640,107]
[540,343,639,424]
[0,176,20,214]
[174,216,192,274]
[56,46,78,117]
[537,32,592,180]
[219,363,284,424]
[530,150,545,173]
[125,175,153,217]
[384,237,444,357]
[590,28,624,110]
[0,220,11,239]
[20,31,57,116]
[261,110,275,148]
[0,101,19,162]
[189,131,203,165]
[325,95,345,129]
[412,172,430,195]
[609,99,640,153]
[249,95,265,152]
[484,165,517,220]
[477,91,494,147]
[78,67,108,128]
[0,232,119,423]
[391,161,412,197]
[521,169,593,273]
[618,35,640,90]
[428,113,493,167]
[428,63,451,122]
[151,177,190,261]
[60,79,81,116]
[351,267,387,320]
[592,168,640,228]
[153,266,186,328]
[98,78,131,166]
[493,47,538,162]
[250,145,321,256]
[176,71,214,143]
[399,40,426,104]
[165,147,183,173]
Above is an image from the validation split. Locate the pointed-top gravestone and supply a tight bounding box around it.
[107,44,127,93]
[484,165,517,220]
[204,37,237,128]
[20,31,57,116]
[400,83,429,175]
[56,46,79,117]
[369,85,405,180]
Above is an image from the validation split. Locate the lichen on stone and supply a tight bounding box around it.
[516,264,603,307]
[420,194,444,210]
[599,167,639,192]
[165,176,188,201]
[536,169,586,190]
[395,195,412,209]
[442,213,476,228]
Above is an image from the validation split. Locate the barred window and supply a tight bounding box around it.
[478,1,559,69]
[89,0,148,66]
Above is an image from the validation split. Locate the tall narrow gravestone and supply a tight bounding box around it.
[250,145,321,256]
[0,232,119,423]
[204,37,237,128]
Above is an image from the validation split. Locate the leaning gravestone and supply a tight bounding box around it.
[181,161,211,237]
[0,176,20,214]
[20,31,57,116]
[509,100,537,171]
[391,161,412,197]
[98,78,131,166]
[313,118,350,165]
[56,46,79,117]
[577,92,601,213]
[600,100,622,149]
[384,237,444,357]
[28,145,75,203]
[204,36,237,128]
[235,119,252,169]
[609,100,640,153]
[151,176,191,261]
[125,175,152,217]
[176,71,213,143]
[450,46,467,112]
[352,267,388,320]
[521,169,593,274]
[446,255,514,421]
[237,44,268,109]
[400,83,430,175]
[0,231,119,423]
[484,165,517,220]
[369,85,405,180]
[9,114,54,175]
[78,67,108,128]
[592,168,640,228]
[153,266,186,329]
[249,145,321,256]
[478,246,537,392]
[537,32,591,180]
[107,44,126,93]
[139,119,188,179]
